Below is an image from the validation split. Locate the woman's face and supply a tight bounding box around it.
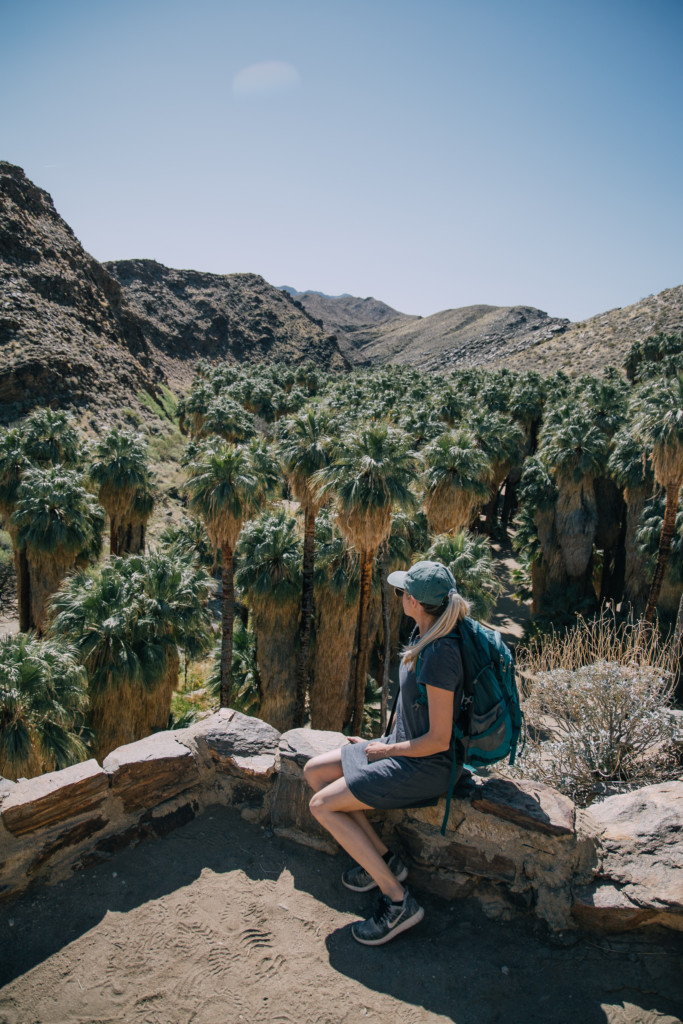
[402,588,418,620]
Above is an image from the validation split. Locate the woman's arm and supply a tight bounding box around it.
[365,685,454,761]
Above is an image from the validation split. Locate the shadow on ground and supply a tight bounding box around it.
[1,805,681,1024]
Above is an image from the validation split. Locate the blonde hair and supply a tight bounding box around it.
[401,590,470,669]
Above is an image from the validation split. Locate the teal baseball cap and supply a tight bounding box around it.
[387,560,457,605]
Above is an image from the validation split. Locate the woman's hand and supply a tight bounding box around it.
[365,742,390,762]
[346,736,362,744]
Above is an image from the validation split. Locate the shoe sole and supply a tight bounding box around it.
[351,905,425,946]
[341,864,408,893]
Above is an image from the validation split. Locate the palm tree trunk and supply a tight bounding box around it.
[294,503,316,727]
[673,588,683,653]
[15,545,32,631]
[220,543,235,707]
[644,478,683,623]
[110,520,119,557]
[378,542,391,731]
[352,550,375,735]
[484,483,500,534]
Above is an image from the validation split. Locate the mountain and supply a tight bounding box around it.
[0,161,159,420]
[344,304,571,369]
[495,286,683,376]
[280,288,416,361]
[0,163,347,421]
[105,262,347,394]
[282,286,683,374]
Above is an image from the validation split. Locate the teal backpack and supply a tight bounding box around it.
[414,617,524,835]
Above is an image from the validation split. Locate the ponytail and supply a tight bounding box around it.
[401,589,470,669]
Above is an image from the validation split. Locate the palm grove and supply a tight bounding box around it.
[1,334,682,784]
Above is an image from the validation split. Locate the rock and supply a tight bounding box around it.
[103,732,200,813]
[572,882,668,932]
[576,781,683,930]
[186,709,280,779]
[1,760,109,836]
[0,777,17,804]
[278,728,346,773]
[397,820,517,883]
[471,776,576,836]
[271,729,347,852]
[27,816,108,877]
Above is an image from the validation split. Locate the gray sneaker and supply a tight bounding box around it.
[351,890,424,946]
[341,851,408,892]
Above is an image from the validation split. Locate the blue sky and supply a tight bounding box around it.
[1,0,682,321]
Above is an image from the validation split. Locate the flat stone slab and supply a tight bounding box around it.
[572,882,680,932]
[187,709,280,779]
[279,728,347,776]
[103,732,199,813]
[0,777,17,805]
[1,760,109,837]
[589,781,683,916]
[471,776,575,836]
[397,820,517,883]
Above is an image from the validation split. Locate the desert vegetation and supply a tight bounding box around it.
[1,336,682,789]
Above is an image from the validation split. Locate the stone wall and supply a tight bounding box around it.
[1,711,681,934]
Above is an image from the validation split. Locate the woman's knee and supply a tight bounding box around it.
[308,790,325,819]
[303,749,343,791]
[303,758,320,790]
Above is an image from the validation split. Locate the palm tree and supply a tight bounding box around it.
[514,454,563,616]
[422,429,491,534]
[308,510,361,731]
[426,531,503,621]
[201,395,256,444]
[13,467,105,632]
[184,438,277,708]
[276,407,332,726]
[207,618,259,715]
[470,411,525,534]
[0,427,32,630]
[89,429,153,556]
[178,378,214,437]
[634,375,683,622]
[50,550,212,760]
[315,424,418,734]
[608,427,654,611]
[21,408,81,468]
[234,508,302,731]
[541,415,609,593]
[509,372,546,453]
[0,632,89,780]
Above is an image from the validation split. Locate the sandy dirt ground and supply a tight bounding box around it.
[1,806,681,1024]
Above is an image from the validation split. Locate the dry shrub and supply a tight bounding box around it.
[511,612,680,804]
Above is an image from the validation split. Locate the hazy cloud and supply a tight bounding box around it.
[232,61,301,98]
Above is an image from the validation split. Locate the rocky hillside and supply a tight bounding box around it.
[284,285,683,375]
[339,302,570,369]
[496,285,683,376]
[0,163,347,422]
[107,263,346,394]
[0,162,160,421]
[280,287,416,361]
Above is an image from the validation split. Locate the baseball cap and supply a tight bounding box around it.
[387,560,457,605]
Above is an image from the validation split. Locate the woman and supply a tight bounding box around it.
[304,559,467,946]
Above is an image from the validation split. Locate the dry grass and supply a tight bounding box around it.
[517,608,677,685]
[510,610,680,804]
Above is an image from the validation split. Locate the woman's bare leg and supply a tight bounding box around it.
[304,749,388,857]
[309,777,404,901]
